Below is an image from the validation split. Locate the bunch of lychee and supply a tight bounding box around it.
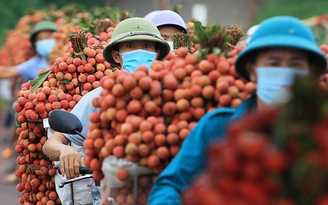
[83,45,256,181]
[14,40,115,205]
[15,121,60,205]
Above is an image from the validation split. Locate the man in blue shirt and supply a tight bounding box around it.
[148,16,327,205]
[43,17,170,177]
[42,17,170,204]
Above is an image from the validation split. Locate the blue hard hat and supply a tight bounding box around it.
[235,16,327,81]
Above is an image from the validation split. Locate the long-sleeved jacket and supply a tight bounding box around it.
[148,95,257,205]
[17,56,50,81]
[63,86,103,145]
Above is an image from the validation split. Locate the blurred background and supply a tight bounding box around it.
[1,0,328,46]
[1,0,328,145]
[1,0,328,204]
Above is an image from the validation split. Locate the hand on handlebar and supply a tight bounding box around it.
[59,145,85,179]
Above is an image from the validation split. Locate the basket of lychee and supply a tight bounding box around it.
[182,76,328,205]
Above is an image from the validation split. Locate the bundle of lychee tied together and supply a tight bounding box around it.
[83,22,256,205]
[13,28,116,205]
[83,22,255,177]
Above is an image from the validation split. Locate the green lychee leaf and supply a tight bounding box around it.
[60,78,71,85]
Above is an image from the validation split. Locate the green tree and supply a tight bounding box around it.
[252,0,328,44]
[0,0,108,46]
[253,0,328,23]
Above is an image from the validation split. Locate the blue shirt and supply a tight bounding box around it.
[63,87,103,205]
[63,87,103,145]
[148,95,257,205]
[17,56,49,81]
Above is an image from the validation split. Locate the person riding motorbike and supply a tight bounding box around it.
[148,16,328,205]
[42,17,170,204]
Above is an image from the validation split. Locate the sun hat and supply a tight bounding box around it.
[235,16,327,81]
[103,17,170,67]
[30,20,58,44]
[148,10,187,33]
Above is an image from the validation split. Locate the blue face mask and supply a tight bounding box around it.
[166,41,174,51]
[120,49,157,73]
[256,67,309,105]
[35,39,56,57]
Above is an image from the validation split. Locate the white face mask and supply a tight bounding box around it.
[256,67,309,105]
[36,39,56,57]
[166,41,174,51]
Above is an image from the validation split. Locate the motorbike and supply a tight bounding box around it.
[47,110,153,205]
[47,110,100,205]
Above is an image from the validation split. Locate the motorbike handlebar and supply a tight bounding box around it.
[57,166,93,175]
[56,166,93,188]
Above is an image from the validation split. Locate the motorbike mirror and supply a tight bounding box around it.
[48,110,84,138]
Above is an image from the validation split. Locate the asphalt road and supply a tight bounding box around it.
[0,116,20,205]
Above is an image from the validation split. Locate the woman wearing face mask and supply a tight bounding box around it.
[0,20,57,81]
[145,10,187,51]
[0,20,57,184]
[148,16,327,205]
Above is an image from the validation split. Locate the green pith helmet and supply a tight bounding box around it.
[103,17,170,67]
[29,20,58,45]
